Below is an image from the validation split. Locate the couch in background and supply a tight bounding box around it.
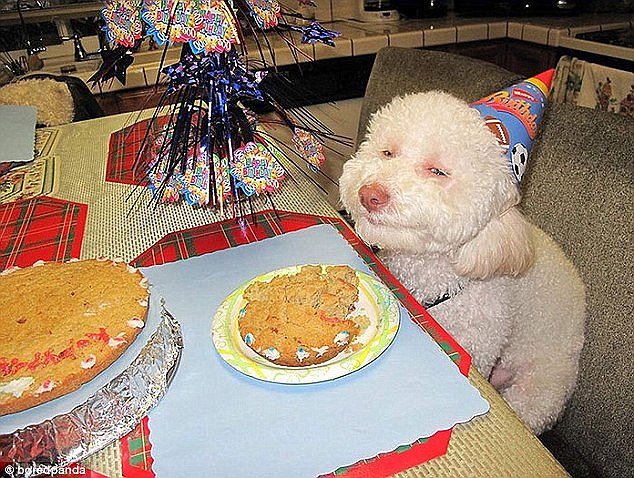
[354,46,633,478]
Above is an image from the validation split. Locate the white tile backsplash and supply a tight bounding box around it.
[351,34,389,56]
[314,38,353,60]
[388,30,424,48]
[506,22,524,40]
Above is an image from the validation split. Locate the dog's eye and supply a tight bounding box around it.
[430,167,447,177]
[381,150,393,159]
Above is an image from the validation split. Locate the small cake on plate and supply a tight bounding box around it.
[0,258,149,416]
[239,265,362,367]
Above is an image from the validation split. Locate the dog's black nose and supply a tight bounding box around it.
[359,183,390,212]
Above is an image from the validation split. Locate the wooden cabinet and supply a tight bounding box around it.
[503,40,559,76]
[432,40,509,70]
[95,85,168,116]
[431,39,560,77]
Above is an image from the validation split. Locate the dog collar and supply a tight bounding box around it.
[423,290,456,309]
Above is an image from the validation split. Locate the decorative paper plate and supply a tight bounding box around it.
[211,265,400,384]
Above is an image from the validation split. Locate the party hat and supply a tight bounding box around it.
[470,69,554,184]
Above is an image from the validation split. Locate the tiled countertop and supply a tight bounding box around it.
[27,12,634,93]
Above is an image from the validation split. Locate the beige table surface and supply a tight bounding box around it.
[21,112,569,477]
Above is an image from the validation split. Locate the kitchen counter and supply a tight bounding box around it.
[9,12,633,94]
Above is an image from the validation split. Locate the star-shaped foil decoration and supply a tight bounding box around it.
[88,44,136,86]
[293,21,341,47]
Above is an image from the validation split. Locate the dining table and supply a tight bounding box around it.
[0,109,570,478]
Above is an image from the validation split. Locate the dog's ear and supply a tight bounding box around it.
[452,207,534,280]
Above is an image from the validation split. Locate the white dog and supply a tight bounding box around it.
[339,91,585,434]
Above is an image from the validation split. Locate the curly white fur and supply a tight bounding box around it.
[340,91,585,434]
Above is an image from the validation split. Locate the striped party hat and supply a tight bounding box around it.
[470,69,555,184]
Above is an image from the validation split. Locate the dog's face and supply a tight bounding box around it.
[340,91,520,255]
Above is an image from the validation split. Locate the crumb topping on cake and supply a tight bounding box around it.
[238,265,364,367]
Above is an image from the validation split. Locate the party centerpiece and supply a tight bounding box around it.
[95,0,343,216]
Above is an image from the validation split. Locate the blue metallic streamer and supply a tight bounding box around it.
[162,50,265,102]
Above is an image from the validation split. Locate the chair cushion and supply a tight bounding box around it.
[0,78,74,126]
[522,103,634,478]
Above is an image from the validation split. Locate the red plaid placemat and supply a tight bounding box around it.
[130,209,471,478]
[106,116,171,186]
[133,210,327,266]
[0,196,87,271]
[120,418,154,478]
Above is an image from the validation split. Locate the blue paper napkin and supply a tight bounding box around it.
[0,105,37,163]
[142,224,489,478]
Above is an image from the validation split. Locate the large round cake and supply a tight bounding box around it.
[0,259,149,416]
[239,265,362,367]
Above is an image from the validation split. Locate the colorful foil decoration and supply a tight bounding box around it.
[101,0,143,47]
[212,152,231,202]
[230,142,285,196]
[145,109,210,205]
[245,0,281,29]
[142,0,240,54]
[147,149,210,205]
[292,128,325,172]
[142,0,202,47]
[98,0,346,217]
[88,45,136,85]
[292,21,341,46]
[190,0,239,54]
